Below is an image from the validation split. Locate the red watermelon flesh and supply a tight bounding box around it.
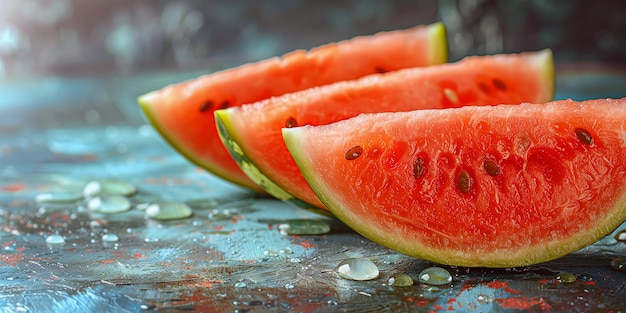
[138,23,447,191]
[216,50,554,210]
[283,98,626,267]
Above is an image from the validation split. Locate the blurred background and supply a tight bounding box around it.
[0,0,625,80]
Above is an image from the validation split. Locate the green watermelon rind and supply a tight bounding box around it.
[215,111,334,217]
[138,95,265,192]
[282,103,626,268]
[138,23,448,194]
[212,24,449,213]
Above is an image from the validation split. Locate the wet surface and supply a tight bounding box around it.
[1,69,626,312]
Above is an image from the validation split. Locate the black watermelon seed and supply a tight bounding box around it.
[478,82,491,94]
[483,159,501,176]
[375,67,387,74]
[219,100,231,109]
[285,117,298,128]
[456,170,472,194]
[575,128,593,145]
[199,101,213,112]
[413,157,426,179]
[345,146,364,160]
[492,78,507,91]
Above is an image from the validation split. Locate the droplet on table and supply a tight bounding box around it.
[87,196,131,214]
[46,234,66,245]
[35,192,82,204]
[334,258,379,281]
[234,281,247,288]
[102,233,119,242]
[208,208,235,220]
[611,258,626,272]
[476,294,494,304]
[263,250,279,257]
[417,267,452,285]
[83,179,137,198]
[615,230,626,242]
[187,198,219,210]
[145,202,193,220]
[387,273,413,287]
[556,271,576,283]
[280,247,293,254]
[278,219,330,235]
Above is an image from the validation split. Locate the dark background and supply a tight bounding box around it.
[0,0,625,79]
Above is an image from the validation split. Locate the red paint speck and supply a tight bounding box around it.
[297,239,316,249]
[504,287,520,294]
[133,253,143,259]
[496,297,551,312]
[583,280,595,286]
[486,280,508,289]
[1,254,26,266]
[2,183,24,192]
[100,259,115,264]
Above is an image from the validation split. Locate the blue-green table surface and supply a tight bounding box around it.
[0,65,625,312]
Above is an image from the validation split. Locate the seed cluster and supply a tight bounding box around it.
[343,127,595,195]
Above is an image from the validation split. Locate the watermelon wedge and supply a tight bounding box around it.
[283,98,626,267]
[215,50,554,210]
[138,23,447,191]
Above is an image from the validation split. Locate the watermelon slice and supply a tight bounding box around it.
[283,98,626,267]
[215,50,554,210]
[138,23,447,191]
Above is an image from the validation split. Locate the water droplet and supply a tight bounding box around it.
[46,234,65,246]
[387,273,413,287]
[35,192,82,204]
[145,202,193,220]
[87,196,131,214]
[234,281,247,288]
[615,230,626,242]
[556,271,576,283]
[83,179,137,198]
[187,198,219,210]
[208,208,235,220]
[417,267,452,286]
[278,219,330,235]
[280,247,293,254]
[263,250,279,257]
[289,257,302,263]
[285,283,295,289]
[102,233,119,242]
[610,258,626,272]
[476,294,493,304]
[334,258,379,281]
